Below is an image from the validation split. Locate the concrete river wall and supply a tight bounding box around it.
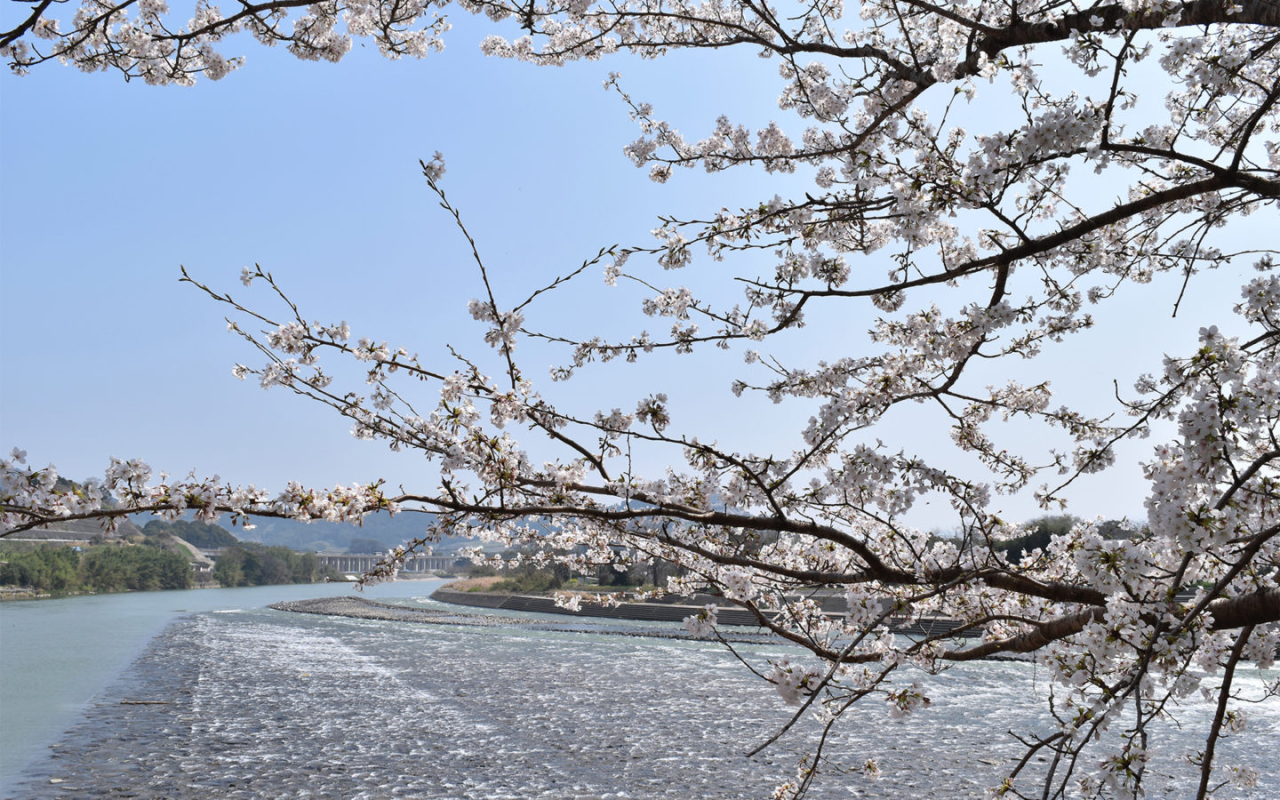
[430,587,978,637]
[430,587,766,626]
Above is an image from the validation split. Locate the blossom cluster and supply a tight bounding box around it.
[2,449,397,549]
[6,0,1280,796]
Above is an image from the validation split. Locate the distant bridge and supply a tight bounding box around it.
[195,549,462,575]
[313,552,460,575]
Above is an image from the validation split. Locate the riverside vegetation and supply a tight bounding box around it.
[0,519,340,597]
[0,541,193,595]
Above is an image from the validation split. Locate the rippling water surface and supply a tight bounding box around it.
[5,585,1279,799]
[0,579,438,790]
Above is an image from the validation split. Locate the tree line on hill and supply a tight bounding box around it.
[141,519,240,549]
[210,543,340,587]
[141,519,343,586]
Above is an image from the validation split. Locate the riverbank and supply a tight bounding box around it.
[0,586,52,601]
[0,574,439,603]
[0,581,317,603]
[0,586,208,603]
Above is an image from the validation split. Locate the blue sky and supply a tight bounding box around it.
[0,11,1260,531]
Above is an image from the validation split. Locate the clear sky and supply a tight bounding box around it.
[0,10,1261,532]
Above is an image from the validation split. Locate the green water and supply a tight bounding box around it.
[0,578,442,791]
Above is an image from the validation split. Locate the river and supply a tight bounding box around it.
[0,579,436,792]
[1,580,1277,798]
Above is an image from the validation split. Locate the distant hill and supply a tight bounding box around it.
[128,508,482,553]
[7,515,142,542]
[237,511,481,553]
[142,519,239,549]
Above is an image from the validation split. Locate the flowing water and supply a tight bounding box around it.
[2,580,1277,798]
[0,580,435,791]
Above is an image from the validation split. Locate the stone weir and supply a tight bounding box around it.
[271,591,978,638]
[430,587,979,638]
[272,595,540,629]
[268,595,784,645]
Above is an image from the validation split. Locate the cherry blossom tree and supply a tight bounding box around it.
[3,0,1279,797]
